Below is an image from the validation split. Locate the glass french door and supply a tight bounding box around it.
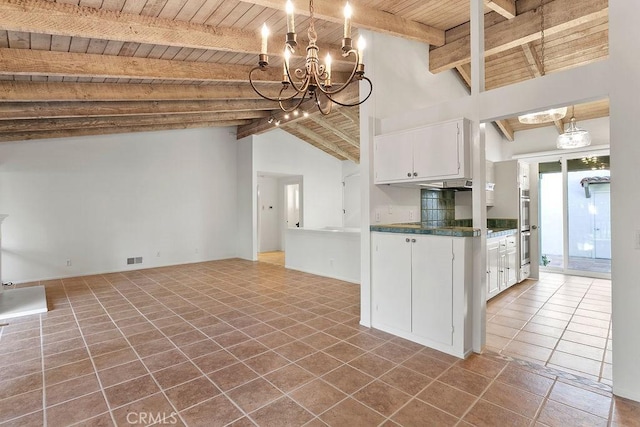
[538,154,611,277]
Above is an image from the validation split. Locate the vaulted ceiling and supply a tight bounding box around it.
[0,0,608,160]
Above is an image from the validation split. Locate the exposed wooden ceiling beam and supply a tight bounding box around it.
[0,0,348,63]
[337,108,359,125]
[0,81,274,102]
[239,0,444,46]
[455,64,514,142]
[0,112,270,133]
[554,119,565,134]
[305,115,359,148]
[485,0,516,19]
[495,120,515,141]
[236,84,359,139]
[521,43,543,78]
[284,122,358,163]
[0,120,252,143]
[430,0,608,73]
[0,48,279,82]
[0,100,278,120]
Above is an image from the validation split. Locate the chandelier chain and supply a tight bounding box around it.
[540,0,545,76]
[308,0,317,44]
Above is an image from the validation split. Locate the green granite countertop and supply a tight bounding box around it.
[487,228,518,238]
[370,223,480,237]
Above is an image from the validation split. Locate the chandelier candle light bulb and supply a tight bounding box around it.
[286,0,295,33]
[357,36,366,65]
[325,54,332,86]
[283,48,291,82]
[261,23,269,55]
[344,2,352,39]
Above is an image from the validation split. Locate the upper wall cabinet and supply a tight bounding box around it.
[374,118,470,184]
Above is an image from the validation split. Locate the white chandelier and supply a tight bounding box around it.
[249,0,372,115]
[557,107,591,149]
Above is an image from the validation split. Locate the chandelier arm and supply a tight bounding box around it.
[285,61,312,94]
[314,49,360,97]
[278,90,308,113]
[250,66,309,103]
[249,66,295,102]
[323,76,373,107]
[314,91,333,116]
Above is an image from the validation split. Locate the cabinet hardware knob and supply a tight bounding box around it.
[413,172,418,177]
[406,238,410,242]
[407,172,412,177]
[411,238,416,243]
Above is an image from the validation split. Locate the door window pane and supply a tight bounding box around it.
[539,162,563,269]
[567,156,611,273]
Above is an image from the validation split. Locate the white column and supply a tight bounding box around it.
[0,215,7,294]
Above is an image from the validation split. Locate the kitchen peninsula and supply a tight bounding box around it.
[369,221,474,358]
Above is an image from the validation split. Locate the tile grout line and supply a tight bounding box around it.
[60,278,119,427]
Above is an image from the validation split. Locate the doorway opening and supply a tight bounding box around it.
[539,155,611,276]
[487,152,612,386]
[256,173,303,267]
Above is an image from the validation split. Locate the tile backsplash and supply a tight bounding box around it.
[420,189,456,227]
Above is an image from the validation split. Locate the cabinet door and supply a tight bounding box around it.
[412,120,461,181]
[374,131,414,183]
[371,233,412,332]
[505,236,518,286]
[486,240,501,300]
[411,235,454,346]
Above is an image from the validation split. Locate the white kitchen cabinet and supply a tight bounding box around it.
[486,234,518,300]
[371,233,412,332]
[374,118,470,184]
[411,236,454,346]
[371,232,472,358]
[486,239,501,299]
[372,131,414,183]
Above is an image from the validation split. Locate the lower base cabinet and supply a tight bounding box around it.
[371,232,472,358]
[486,234,517,300]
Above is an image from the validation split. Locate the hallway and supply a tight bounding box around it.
[487,273,611,386]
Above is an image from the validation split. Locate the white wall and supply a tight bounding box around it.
[257,175,281,252]
[0,127,239,283]
[253,128,344,228]
[236,137,255,261]
[609,0,640,401]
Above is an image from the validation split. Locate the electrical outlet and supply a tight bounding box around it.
[66,259,72,267]
[409,210,414,221]
[156,251,161,257]
[195,248,199,254]
[388,205,393,214]
[375,211,381,222]
[329,258,334,267]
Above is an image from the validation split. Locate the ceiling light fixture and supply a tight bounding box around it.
[249,0,372,115]
[517,0,567,124]
[557,106,591,149]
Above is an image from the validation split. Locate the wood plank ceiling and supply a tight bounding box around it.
[0,0,609,160]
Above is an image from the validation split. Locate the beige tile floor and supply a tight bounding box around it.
[0,260,638,426]
[257,251,285,267]
[487,272,612,385]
